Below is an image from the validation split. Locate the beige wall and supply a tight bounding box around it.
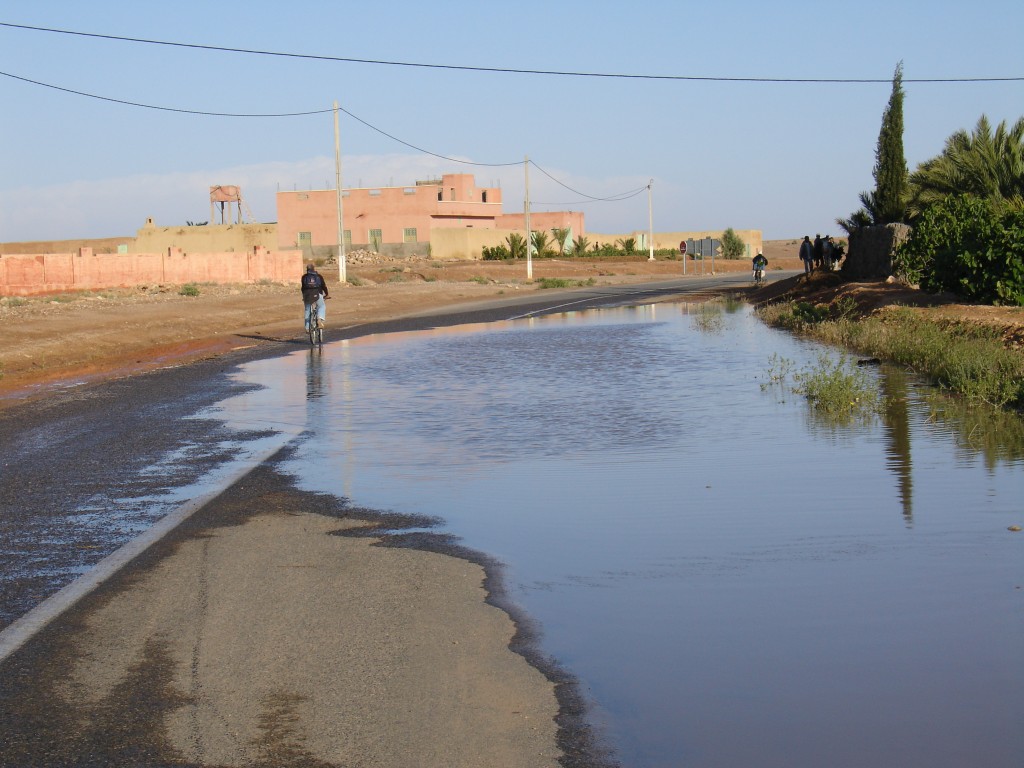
[430,228,512,260]
[132,220,278,254]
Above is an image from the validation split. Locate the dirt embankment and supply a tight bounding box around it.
[748,268,1024,352]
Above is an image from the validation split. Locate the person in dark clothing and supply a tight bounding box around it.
[300,264,330,332]
[799,236,814,276]
[812,234,824,270]
[752,252,768,283]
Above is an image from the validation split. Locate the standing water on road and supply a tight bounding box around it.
[209,302,1024,768]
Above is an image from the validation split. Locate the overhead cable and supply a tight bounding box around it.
[2,22,1022,83]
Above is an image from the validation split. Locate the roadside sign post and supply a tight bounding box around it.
[679,240,686,275]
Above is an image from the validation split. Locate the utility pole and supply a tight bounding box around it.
[334,101,346,284]
[524,156,532,280]
[647,179,655,261]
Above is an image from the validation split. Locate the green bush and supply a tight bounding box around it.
[179,283,200,297]
[482,244,511,260]
[721,227,746,259]
[895,194,1024,305]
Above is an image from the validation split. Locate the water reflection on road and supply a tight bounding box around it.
[210,302,1024,768]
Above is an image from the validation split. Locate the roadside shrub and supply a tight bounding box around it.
[179,283,200,297]
[535,277,595,289]
[894,194,1024,305]
[482,244,511,260]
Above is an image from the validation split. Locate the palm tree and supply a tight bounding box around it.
[907,115,1024,218]
[531,230,551,258]
[506,232,527,260]
[836,191,881,234]
[616,237,637,255]
[551,227,571,256]
[571,235,590,257]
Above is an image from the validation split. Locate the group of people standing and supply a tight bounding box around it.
[798,234,840,275]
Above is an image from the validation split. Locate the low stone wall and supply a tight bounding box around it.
[0,246,303,297]
[842,224,911,280]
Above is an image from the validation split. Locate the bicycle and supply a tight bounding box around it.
[307,314,323,346]
[304,296,328,347]
[753,267,765,287]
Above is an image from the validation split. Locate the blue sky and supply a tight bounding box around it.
[1,1,1021,243]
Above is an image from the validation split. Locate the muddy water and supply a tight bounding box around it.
[211,303,1024,768]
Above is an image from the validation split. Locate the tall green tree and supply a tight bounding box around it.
[907,115,1024,218]
[838,62,908,232]
[873,61,908,223]
[720,228,746,259]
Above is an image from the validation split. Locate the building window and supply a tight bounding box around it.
[481,191,487,203]
[369,229,382,248]
[298,193,309,201]
[298,232,312,248]
[437,190,443,201]
[403,188,416,195]
[403,228,417,243]
[343,230,352,247]
[369,189,382,196]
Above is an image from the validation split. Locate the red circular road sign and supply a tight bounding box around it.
[679,240,687,255]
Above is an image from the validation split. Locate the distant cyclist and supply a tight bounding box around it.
[300,263,330,332]
[752,252,768,284]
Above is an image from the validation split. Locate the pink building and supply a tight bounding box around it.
[277,172,585,258]
[278,173,503,256]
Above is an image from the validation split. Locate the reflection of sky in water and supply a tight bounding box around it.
[213,303,1024,768]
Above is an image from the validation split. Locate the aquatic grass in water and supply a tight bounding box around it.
[791,353,880,416]
[757,301,1024,409]
[692,303,724,333]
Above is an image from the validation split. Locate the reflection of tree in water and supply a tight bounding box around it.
[923,390,1024,470]
[879,367,913,526]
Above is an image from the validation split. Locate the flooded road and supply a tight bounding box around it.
[205,301,1024,767]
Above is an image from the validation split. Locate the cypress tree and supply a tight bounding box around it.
[873,61,908,223]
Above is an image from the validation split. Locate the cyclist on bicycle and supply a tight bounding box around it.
[300,263,330,332]
[752,252,768,283]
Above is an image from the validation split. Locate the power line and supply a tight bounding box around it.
[0,69,329,117]
[334,104,520,167]
[3,21,1022,83]
[0,69,646,202]
[529,162,649,201]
